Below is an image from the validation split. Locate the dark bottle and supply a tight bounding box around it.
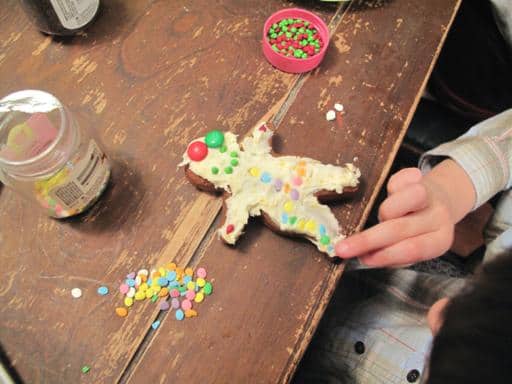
[19,0,100,36]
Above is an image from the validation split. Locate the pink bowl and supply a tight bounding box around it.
[262,8,330,73]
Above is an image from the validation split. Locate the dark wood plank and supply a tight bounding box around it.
[126,0,461,383]
[0,1,337,382]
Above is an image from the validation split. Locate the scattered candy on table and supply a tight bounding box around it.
[81,365,90,374]
[151,320,160,329]
[266,18,324,59]
[71,288,82,299]
[97,286,109,296]
[115,263,213,324]
[325,102,345,122]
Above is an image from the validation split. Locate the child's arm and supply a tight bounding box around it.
[336,108,512,267]
[336,160,475,266]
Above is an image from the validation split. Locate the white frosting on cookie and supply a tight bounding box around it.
[179,122,361,257]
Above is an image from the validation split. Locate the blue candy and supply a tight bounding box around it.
[183,275,192,284]
[319,224,326,236]
[158,277,169,286]
[126,279,136,287]
[260,172,272,184]
[281,213,288,224]
[167,271,177,282]
[175,309,185,321]
[151,320,160,329]
[97,286,109,295]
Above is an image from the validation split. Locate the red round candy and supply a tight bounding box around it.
[187,141,208,161]
[226,224,234,234]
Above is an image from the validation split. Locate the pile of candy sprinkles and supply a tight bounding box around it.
[267,18,324,59]
[116,263,213,322]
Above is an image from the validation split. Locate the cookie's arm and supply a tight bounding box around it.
[240,122,274,155]
[219,192,261,244]
[303,162,361,195]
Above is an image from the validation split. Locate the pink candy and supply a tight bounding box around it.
[186,290,195,300]
[292,176,303,186]
[119,283,129,294]
[170,289,180,298]
[181,299,192,311]
[196,267,207,278]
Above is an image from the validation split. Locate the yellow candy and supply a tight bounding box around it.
[249,167,260,177]
[139,283,148,292]
[145,288,155,298]
[185,309,197,318]
[284,201,294,213]
[135,291,145,301]
[185,267,194,276]
[305,220,317,232]
[187,281,196,291]
[194,292,204,303]
[124,297,134,307]
[158,267,166,276]
[297,219,306,230]
[196,278,206,287]
[152,285,161,293]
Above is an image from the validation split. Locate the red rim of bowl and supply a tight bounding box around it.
[262,8,330,69]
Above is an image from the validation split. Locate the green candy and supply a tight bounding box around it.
[291,27,297,33]
[211,167,219,175]
[203,282,213,295]
[272,44,279,52]
[178,285,187,293]
[289,216,297,225]
[224,166,233,174]
[219,144,227,153]
[286,32,292,38]
[151,295,158,302]
[81,366,90,374]
[272,23,278,29]
[271,33,277,39]
[230,151,238,157]
[299,27,305,33]
[205,130,224,148]
[287,18,293,24]
[282,26,288,32]
[230,159,239,166]
[320,235,331,245]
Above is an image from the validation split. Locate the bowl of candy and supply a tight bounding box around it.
[262,8,330,73]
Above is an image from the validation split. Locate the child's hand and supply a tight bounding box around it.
[336,160,476,267]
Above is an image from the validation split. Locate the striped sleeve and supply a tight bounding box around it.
[419,108,512,209]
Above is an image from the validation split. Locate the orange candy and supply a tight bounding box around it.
[159,287,169,297]
[115,307,128,317]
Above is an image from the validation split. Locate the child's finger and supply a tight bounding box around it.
[378,183,428,222]
[387,168,423,195]
[358,227,453,267]
[336,214,430,259]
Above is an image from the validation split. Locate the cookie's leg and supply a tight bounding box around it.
[218,194,260,244]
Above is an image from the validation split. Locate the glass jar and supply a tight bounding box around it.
[19,0,100,36]
[0,90,110,218]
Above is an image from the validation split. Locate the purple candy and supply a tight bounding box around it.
[290,189,300,200]
[171,298,180,309]
[126,272,136,279]
[159,300,170,311]
[274,178,283,192]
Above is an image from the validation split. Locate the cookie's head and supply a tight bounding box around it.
[180,129,243,187]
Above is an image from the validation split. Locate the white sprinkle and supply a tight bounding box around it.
[353,156,359,162]
[126,287,136,298]
[326,110,336,121]
[71,288,82,299]
[334,103,344,112]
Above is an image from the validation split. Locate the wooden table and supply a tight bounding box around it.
[0,0,460,382]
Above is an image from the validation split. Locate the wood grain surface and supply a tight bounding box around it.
[0,0,459,383]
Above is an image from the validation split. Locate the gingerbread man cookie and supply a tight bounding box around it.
[179,122,361,257]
